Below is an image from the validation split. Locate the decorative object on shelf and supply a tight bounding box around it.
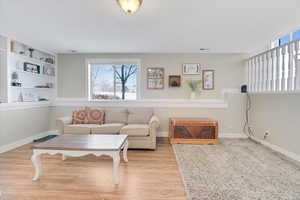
[21,92,38,102]
[169,75,181,87]
[24,62,40,74]
[186,79,201,99]
[147,68,164,89]
[117,0,143,14]
[28,48,34,58]
[11,72,22,87]
[182,63,201,75]
[43,65,55,76]
[202,69,215,90]
[45,57,55,64]
[10,40,55,65]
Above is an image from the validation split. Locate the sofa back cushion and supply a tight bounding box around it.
[105,108,128,124]
[72,108,88,124]
[86,107,105,124]
[127,108,153,124]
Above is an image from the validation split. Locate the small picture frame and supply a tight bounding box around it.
[147,68,164,89]
[202,69,215,90]
[23,62,40,74]
[169,75,181,87]
[182,63,201,75]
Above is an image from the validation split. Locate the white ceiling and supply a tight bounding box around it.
[0,0,300,54]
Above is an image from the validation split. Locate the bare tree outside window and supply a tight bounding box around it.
[113,64,137,100]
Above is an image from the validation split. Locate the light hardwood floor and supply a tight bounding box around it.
[0,138,186,200]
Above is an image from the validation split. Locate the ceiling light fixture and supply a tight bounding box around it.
[117,0,143,14]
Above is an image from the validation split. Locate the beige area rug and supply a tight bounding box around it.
[173,139,300,200]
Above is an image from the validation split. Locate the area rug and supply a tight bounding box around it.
[173,139,300,200]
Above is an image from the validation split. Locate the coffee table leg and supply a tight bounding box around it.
[123,140,129,162]
[31,151,42,181]
[112,152,120,184]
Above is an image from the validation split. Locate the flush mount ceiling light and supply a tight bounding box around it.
[117,0,143,14]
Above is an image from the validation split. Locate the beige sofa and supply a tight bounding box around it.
[56,108,159,150]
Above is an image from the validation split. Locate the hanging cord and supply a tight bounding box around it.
[243,92,254,137]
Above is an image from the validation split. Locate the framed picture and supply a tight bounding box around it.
[23,62,40,74]
[169,75,181,87]
[43,65,55,76]
[202,69,215,90]
[147,68,164,89]
[182,63,201,75]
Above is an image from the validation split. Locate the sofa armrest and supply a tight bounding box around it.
[56,116,72,134]
[149,115,160,129]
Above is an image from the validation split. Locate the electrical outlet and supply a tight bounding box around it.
[263,131,270,139]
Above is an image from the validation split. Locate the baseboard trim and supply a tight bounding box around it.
[0,130,59,153]
[220,133,248,138]
[250,136,300,163]
[158,131,247,138]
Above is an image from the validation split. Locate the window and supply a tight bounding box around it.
[271,29,300,48]
[279,34,290,46]
[292,29,300,40]
[88,60,139,100]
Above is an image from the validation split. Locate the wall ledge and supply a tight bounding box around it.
[53,98,228,109]
[0,101,51,111]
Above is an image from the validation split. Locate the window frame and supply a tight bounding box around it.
[86,58,141,101]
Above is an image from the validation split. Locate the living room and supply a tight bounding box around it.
[0,1,300,200]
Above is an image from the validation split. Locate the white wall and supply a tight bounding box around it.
[52,53,246,136]
[249,94,300,156]
[0,106,50,147]
[58,53,246,99]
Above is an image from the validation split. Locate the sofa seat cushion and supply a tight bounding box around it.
[64,124,96,134]
[120,124,150,136]
[91,123,125,134]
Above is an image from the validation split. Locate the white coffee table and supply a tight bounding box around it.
[31,134,129,184]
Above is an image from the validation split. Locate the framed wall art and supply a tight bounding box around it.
[182,63,201,75]
[202,69,215,90]
[169,75,181,87]
[147,68,164,89]
[23,62,40,74]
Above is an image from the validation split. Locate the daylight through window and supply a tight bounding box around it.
[89,63,138,100]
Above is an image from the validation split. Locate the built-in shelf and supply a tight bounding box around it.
[10,86,54,89]
[11,69,55,78]
[7,39,57,103]
[10,52,55,66]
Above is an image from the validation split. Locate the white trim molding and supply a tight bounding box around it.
[53,98,228,108]
[250,136,300,163]
[0,101,51,111]
[158,131,247,138]
[0,130,58,153]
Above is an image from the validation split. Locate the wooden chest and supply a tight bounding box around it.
[169,118,219,144]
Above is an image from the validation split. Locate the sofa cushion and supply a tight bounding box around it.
[64,124,95,134]
[72,108,87,124]
[127,108,153,124]
[91,123,125,134]
[105,109,128,124]
[120,124,150,136]
[86,107,105,124]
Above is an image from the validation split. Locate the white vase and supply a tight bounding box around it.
[190,92,196,99]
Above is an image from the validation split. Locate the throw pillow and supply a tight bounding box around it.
[72,108,87,124]
[86,107,105,124]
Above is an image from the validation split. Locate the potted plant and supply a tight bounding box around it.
[186,80,201,99]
